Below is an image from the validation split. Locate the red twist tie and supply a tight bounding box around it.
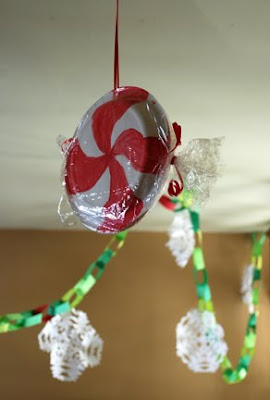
[159,195,177,211]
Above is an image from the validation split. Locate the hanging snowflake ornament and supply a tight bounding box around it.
[166,209,195,267]
[241,264,255,310]
[38,309,103,382]
[176,309,228,373]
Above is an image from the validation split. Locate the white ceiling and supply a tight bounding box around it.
[0,0,270,232]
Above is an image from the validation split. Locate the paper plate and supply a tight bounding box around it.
[64,86,176,233]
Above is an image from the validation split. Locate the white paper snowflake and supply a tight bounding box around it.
[241,264,254,310]
[166,210,195,267]
[176,309,228,373]
[38,309,103,382]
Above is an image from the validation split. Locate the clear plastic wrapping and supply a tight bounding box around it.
[174,137,224,208]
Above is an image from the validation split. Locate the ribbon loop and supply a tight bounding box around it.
[168,179,183,197]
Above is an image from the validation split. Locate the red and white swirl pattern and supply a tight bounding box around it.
[64,86,174,233]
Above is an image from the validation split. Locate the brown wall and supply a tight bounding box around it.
[0,230,269,400]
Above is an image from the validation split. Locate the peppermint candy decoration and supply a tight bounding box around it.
[38,309,103,382]
[63,86,176,233]
[176,309,228,373]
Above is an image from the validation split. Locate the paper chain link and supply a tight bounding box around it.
[161,195,266,384]
[0,231,128,333]
[193,227,265,383]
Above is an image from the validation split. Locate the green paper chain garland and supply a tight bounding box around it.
[0,231,128,333]
[0,194,266,385]
[170,196,266,384]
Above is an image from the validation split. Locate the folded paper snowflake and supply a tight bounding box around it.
[176,309,228,373]
[38,309,103,382]
[166,210,195,267]
[241,264,254,310]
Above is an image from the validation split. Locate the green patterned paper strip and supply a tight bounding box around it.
[191,217,265,384]
[0,231,128,333]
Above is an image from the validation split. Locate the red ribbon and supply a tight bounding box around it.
[114,0,119,90]
[166,122,184,197]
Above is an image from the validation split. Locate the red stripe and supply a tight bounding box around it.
[65,140,108,195]
[113,129,167,173]
[92,87,149,154]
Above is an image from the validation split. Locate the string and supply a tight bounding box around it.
[114,0,120,90]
